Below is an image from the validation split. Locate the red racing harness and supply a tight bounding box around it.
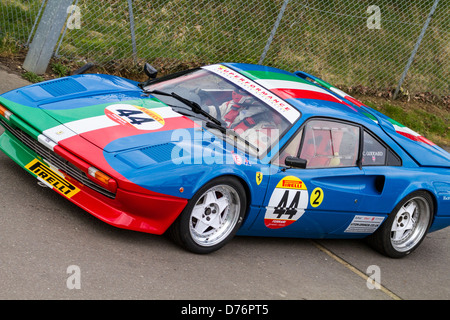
[223,103,267,131]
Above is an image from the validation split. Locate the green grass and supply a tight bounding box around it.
[21,71,44,83]
[385,106,448,140]
[1,0,448,95]
[362,98,449,146]
[0,0,40,43]
[51,62,69,77]
[0,33,20,57]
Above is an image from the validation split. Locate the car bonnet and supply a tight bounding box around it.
[0,74,198,153]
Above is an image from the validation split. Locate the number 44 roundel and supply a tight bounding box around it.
[105,104,165,131]
[264,176,309,229]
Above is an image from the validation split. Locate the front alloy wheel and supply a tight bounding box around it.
[169,177,246,254]
[367,191,433,258]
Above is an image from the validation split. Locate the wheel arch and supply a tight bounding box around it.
[197,172,253,215]
[386,188,437,229]
[367,188,436,258]
[419,189,438,226]
[390,185,437,217]
[167,172,253,254]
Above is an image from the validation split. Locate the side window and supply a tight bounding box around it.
[272,129,303,166]
[299,120,359,168]
[362,130,402,166]
[362,131,386,166]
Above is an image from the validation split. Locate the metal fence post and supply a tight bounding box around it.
[259,0,290,65]
[23,0,74,74]
[393,0,439,99]
[127,0,138,62]
[26,0,47,47]
[55,0,80,58]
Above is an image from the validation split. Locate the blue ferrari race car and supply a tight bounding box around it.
[0,63,449,257]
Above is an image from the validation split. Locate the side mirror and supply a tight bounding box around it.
[284,156,307,169]
[144,63,158,79]
[139,63,159,88]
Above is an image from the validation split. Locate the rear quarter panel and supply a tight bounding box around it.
[362,165,450,230]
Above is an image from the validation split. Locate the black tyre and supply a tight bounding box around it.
[169,176,247,254]
[367,191,433,258]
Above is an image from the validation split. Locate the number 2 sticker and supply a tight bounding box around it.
[310,187,324,207]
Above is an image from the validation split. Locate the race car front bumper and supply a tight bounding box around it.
[0,128,188,235]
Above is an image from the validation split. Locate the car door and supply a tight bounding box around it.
[249,118,367,237]
[359,129,404,215]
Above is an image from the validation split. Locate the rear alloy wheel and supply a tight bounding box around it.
[367,191,433,258]
[169,177,246,254]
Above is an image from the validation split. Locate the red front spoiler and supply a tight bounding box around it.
[69,182,188,235]
[0,123,188,236]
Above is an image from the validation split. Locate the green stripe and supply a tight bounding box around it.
[0,96,166,130]
[0,97,60,132]
[238,70,311,85]
[0,129,38,168]
[361,111,378,122]
[42,97,166,124]
[387,118,405,127]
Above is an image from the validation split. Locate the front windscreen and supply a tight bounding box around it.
[144,66,298,157]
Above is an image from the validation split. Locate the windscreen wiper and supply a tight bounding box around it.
[206,122,259,153]
[146,89,258,153]
[145,89,221,126]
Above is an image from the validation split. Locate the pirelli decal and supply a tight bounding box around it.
[25,159,80,199]
[264,176,308,229]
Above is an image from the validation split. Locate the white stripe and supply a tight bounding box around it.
[42,125,78,144]
[151,106,184,119]
[67,115,118,135]
[42,116,113,144]
[203,65,300,123]
[42,106,182,143]
[329,87,350,99]
[38,134,58,150]
[257,79,339,100]
[393,124,420,136]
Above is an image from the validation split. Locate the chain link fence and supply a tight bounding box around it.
[1,0,449,98]
[0,0,44,45]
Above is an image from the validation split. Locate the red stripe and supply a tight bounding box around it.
[397,131,435,146]
[271,88,341,103]
[344,95,365,107]
[55,116,198,194]
[271,88,357,111]
[57,134,168,195]
[77,116,197,150]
